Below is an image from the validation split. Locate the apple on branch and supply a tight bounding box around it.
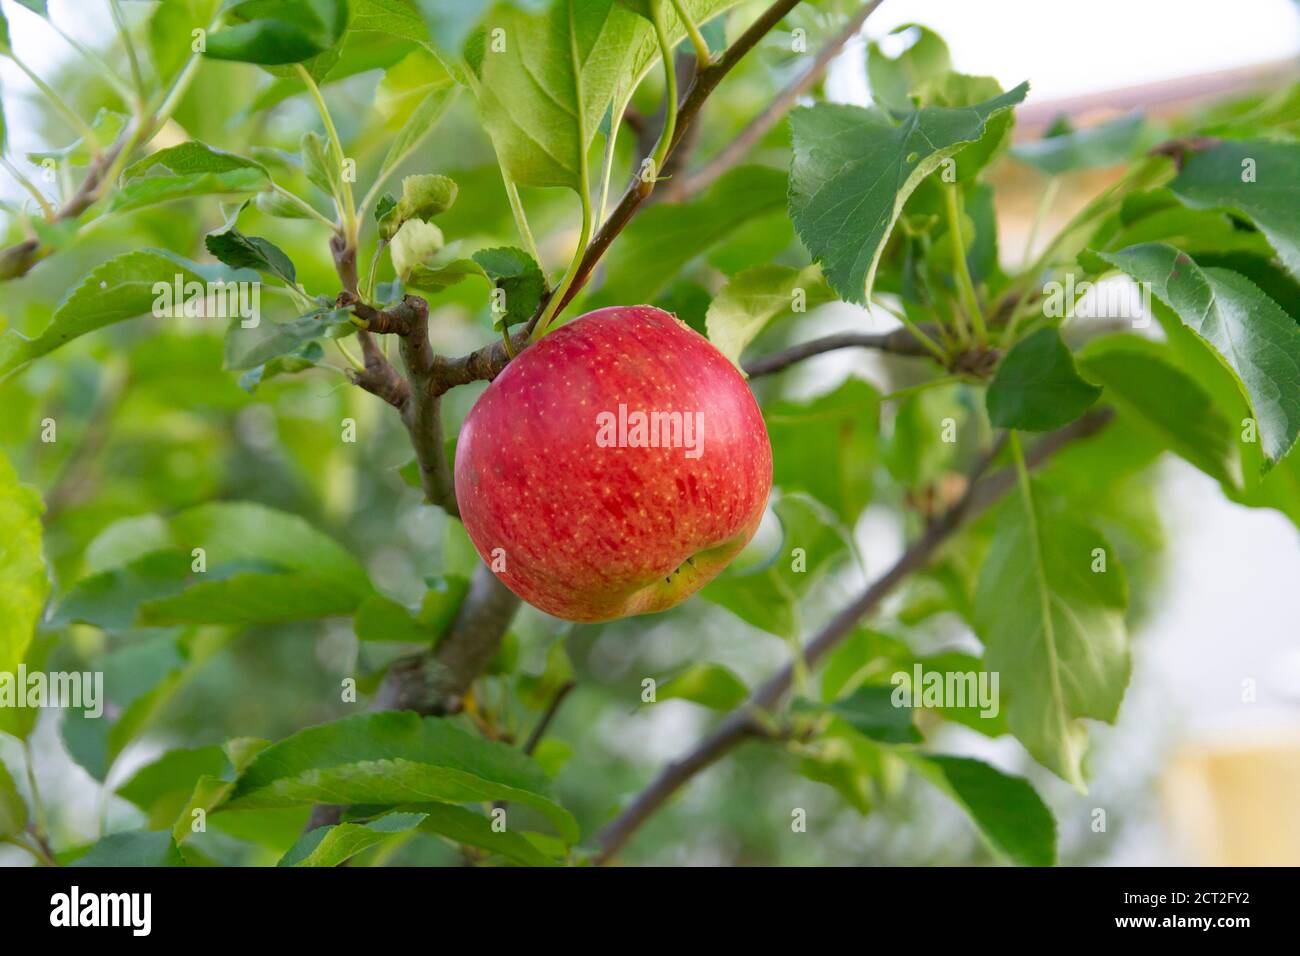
[455,306,773,622]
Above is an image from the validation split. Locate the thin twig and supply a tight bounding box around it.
[593,409,1115,863]
[542,0,807,323]
[523,680,578,756]
[426,0,842,389]
[672,0,884,200]
[744,329,940,377]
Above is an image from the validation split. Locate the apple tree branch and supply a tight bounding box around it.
[593,409,1115,864]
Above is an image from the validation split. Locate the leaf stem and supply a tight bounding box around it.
[335,338,365,372]
[108,0,148,103]
[2,158,56,220]
[296,64,357,245]
[1004,156,1168,341]
[944,183,986,345]
[363,239,386,302]
[879,374,966,403]
[45,15,137,106]
[1021,175,1059,270]
[596,104,624,227]
[22,739,49,843]
[647,0,679,185]
[670,0,712,64]
[871,297,950,364]
[272,183,337,229]
[532,195,592,340]
[1,835,54,866]
[502,172,543,268]
[11,54,102,160]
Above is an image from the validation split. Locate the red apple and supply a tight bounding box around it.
[454,305,773,622]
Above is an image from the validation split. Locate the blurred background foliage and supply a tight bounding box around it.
[0,0,1297,866]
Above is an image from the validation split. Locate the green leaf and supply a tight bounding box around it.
[255,189,321,220]
[705,264,831,369]
[109,144,270,213]
[820,629,912,702]
[973,479,1130,788]
[763,377,879,522]
[1011,113,1146,175]
[239,340,327,393]
[109,634,231,768]
[1079,335,1240,487]
[796,723,887,815]
[788,84,1027,304]
[300,130,343,200]
[247,28,422,112]
[593,166,788,307]
[866,23,952,114]
[149,0,223,84]
[70,831,185,867]
[174,500,369,583]
[906,754,1057,866]
[138,572,367,626]
[416,802,558,866]
[603,0,739,144]
[225,306,356,371]
[172,776,234,845]
[471,246,545,330]
[474,0,639,192]
[26,108,128,167]
[116,746,229,830]
[0,451,47,735]
[390,219,445,280]
[223,712,579,843]
[986,327,1102,432]
[702,493,855,639]
[57,633,226,780]
[204,0,348,65]
[51,550,192,630]
[205,229,297,286]
[71,501,374,630]
[375,86,459,182]
[355,595,429,643]
[0,250,249,377]
[910,74,1019,182]
[278,811,427,866]
[1169,139,1300,281]
[515,638,574,709]
[0,634,53,742]
[397,173,458,221]
[657,662,748,710]
[1102,191,1275,259]
[1098,243,1300,467]
[354,576,469,642]
[417,0,507,57]
[403,246,485,292]
[125,141,269,179]
[375,46,455,126]
[797,685,921,743]
[0,762,28,839]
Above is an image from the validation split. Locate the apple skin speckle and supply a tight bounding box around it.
[454,305,773,622]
